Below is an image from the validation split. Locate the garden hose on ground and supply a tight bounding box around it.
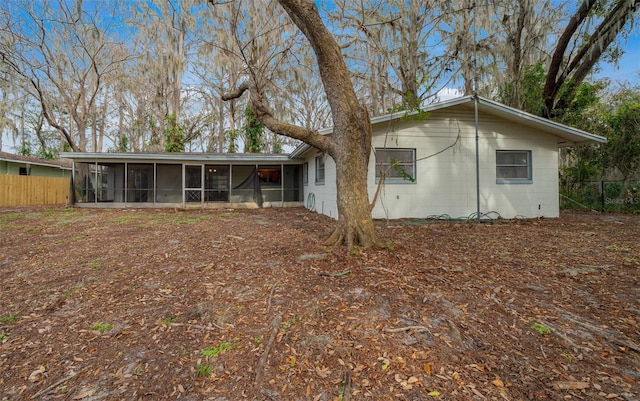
[426,211,503,221]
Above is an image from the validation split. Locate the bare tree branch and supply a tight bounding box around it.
[221,81,250,101]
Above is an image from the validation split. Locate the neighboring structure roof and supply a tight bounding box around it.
[0,151,72,170]
[59,152,302,163]
[290,95,607,157]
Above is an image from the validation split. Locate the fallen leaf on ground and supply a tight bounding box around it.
[553,381,589,390]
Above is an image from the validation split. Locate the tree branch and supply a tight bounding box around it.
[221,81,250,101]
[543,0,596,115]
[221,80,336,155]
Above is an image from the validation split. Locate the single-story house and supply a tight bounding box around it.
[60,96,605,218]
[0,151,72,177]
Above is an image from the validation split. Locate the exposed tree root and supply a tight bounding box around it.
[342,371,352,401]
[324,220,386,252]
[31,367,86,399]
[255,313,283,385]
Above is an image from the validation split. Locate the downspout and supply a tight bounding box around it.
[153,163,157,206]
[94,161,98,204]
[474,95,480,222]
[125,162,129,209]
[71,161,76,205]
[473,1,481,222]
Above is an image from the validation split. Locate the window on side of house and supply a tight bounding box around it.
[315,156,325,184]
[496,150,532,183]
[19,166,30,176]
[303,162,308,185]
[375,148,416,183]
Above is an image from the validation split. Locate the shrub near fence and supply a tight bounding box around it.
[561,180,640,213]
[0,175,70,207]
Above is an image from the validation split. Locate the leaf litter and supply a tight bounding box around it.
[0,207,639,400]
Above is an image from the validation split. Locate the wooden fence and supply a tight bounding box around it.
[0,175,71,207]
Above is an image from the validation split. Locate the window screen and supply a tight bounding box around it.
[375,148,416,182]
[496,150,532,183]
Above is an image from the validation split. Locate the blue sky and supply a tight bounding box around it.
[593,29,640,85]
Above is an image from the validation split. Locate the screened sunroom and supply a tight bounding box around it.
[60,153,304,208]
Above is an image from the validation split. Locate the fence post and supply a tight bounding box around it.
[600,180,605,212]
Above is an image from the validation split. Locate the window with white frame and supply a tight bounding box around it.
[375,148,416,183]
[496,150,532,183]
[315,156,325,184]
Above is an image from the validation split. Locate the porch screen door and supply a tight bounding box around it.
[185,165,203,203]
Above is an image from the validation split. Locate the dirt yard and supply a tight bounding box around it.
[0,207,638,401]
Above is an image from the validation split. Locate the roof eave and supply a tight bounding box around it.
[475,97,606,145]
[0,157,72,170]
[59,152,302,163]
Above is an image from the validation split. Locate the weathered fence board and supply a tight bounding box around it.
[0,175,70,207]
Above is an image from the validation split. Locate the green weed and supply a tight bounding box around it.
[111,214,141,224]
[561,352,577,363]
[531,322,551,335]
[175,217,197,224]
[0,212,26,223]
[606,244,631,252]
[91,322,112,333]
[0,315,17,323]
[161,317,176,324]
[282,317,298,331]
[195,363,212,377]
[89,259,103,271]
[177,348,189,358]
[200,341,233,358]
[0,333,7,342]
[63,285,83,296]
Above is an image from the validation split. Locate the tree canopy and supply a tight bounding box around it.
[0,0,637,155]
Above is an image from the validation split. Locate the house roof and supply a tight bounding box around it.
[436,96,607,146]
[290,95,606,157]
[0,151,72,170]
[59,152,302,164]
[60,97,606,163]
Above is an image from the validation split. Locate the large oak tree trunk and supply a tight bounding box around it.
[217,0,378,250]
[329,159,380,249]
[278,0,382,250]
[325,106,380,249]
[218,0,384,250]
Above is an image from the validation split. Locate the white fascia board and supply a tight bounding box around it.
[368,95,476,126]
[59,152,302,164]
[289,143,311,158]
[476,97,606,145]
[289,125,335,158]
[367,95,605,146]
